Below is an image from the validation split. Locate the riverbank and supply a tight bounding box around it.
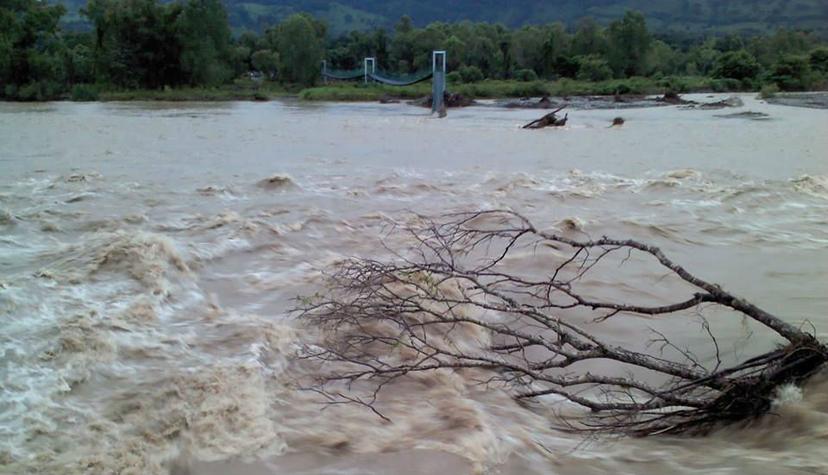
[5,78,827,108]
[0,76,780,103]
[299,76,726,102]
[96,82,295,102]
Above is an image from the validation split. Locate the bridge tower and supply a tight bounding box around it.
[432,51,447,114]
[364,57,376,84]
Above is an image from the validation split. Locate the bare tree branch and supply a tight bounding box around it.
[296,210,827,436]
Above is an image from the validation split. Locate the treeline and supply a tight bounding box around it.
[2,0,827,101]
[353,14,828,89]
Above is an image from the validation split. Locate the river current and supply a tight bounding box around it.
[1,95,827,474]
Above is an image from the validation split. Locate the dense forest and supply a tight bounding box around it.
[54,0,828,37]
[1,0,827,101]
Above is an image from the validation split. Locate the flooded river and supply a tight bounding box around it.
[1,95,827,474]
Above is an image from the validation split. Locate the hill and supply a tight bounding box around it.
[58,0,828,37]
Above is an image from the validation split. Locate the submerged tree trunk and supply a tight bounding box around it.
[298,210,826,436]
[523,105,568,129]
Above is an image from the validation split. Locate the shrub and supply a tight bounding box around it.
[809,47,828,73]
[614,82,632,95]
[15,81,62,101]
[513,68,538,82]
[446,71,462,83]
[771,55,813,91]
[657,76,688,93]
[712,50,761,81]
[3,84,18,98]
[70,84,99,101]
[553,55,579,78]
[759,83,779,99]
[458,65,484,83]
[576,55,613,82]
[711,78,741,92]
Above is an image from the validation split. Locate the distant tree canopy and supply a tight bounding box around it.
[0,0,68,100]
[606,11,651,77]
[0,0,826,100]
[270,14,325,85]
[82,0,232,88]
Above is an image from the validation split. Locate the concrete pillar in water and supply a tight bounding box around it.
[432,51,446,114]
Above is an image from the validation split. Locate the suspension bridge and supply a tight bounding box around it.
[321,51,447,113]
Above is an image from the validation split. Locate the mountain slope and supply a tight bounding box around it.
[58,0,828,36]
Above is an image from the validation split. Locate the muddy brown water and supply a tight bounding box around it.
[1,94,827,474]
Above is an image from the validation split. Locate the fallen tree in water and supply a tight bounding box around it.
[298,210,826,436]
[523,105,568,129]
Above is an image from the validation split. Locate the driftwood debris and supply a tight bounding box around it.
[715,111,770,120]
[298,210,827,437]
[504,95,558,109]
[656,91,699,105]
[697,95,744,109]
[378,94,401,104]
[657,92,746,110]
[412,92,475,109]
[522,105,568,129]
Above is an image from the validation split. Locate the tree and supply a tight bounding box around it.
[389,17,416,73]
[83,0,184,89]
[443,35,465,71]
[571,17,605,57]
[511,26,546,77]
[712,50,760,81]
[810,47,828,73]
[646,40,679,76]
[685,39,720,76]
[462,33,497,77]
[299,211,826,436]
[410,23,445,71]
[714,34,745,52]
[273,14,324,86]
[576,55,612,81]
[251,49,279,79]
[66,43,95,84]
[606,11,652,77]
[395,15,413,35]
[0,0,67,99]
[496,31,512,79]
[540,23,570,77]
[176,0,233,86]
[372,28,390,70]
[771,55,812,91]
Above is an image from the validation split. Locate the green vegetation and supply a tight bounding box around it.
[299,76,732,102]
[52,0,828,38]
[97,82,291,101]
[1,0,826,102]
[271,13,325,84]
[759,83,780,99]
[299,83,429,101]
